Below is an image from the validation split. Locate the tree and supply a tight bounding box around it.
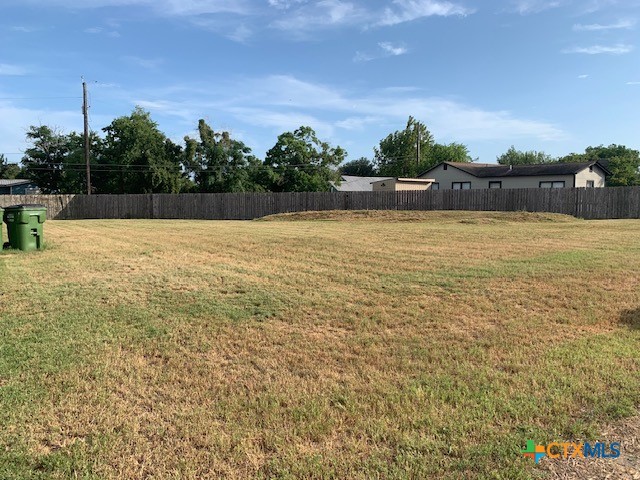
[21,126,103,193]
[340,157,377,176]
[21,125,71,193]
[496,146,557,165]
[375,116,434,177]
[100,107,186,193]
[265,126,345,192]
[61,131,103,194]
[0,154,21,179]
[560,144,640,186]
[184,119,266,192]
[430,142,473,164]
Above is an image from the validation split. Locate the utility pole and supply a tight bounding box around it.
[416,126,421,169]
[82,78,91,195]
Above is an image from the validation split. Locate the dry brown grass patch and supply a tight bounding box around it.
[259,209,579,223]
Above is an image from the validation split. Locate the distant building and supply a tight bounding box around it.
[418,161,608,190]
[330,175,393,192]
[371,178,436,192]
[0,179,41,195]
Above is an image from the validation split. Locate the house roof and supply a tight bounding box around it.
[330,175,393,192]
[0,179,33,187]
[372,178,435,184]
[419,161,608,178]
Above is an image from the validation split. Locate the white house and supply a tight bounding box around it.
[418,161,609,190]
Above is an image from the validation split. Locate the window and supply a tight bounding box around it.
[443,164,448,170]
[488,181,502,189]
[452,182,471,190]
[539,181,565,188]
[586,180,595,188]
[589,166,594,172]
[431,182,439,190]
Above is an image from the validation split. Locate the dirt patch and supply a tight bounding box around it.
[539,411,640,479]
[259,209,579,223]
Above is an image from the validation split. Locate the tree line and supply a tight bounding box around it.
[496,145,640,187]
[1,109,638,192]
[2,108,350,194]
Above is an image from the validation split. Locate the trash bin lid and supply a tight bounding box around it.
[4,204,46,211]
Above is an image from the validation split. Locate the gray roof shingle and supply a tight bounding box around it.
[330,175,393,192]
[420,161,608,178]
[0,179,33,186]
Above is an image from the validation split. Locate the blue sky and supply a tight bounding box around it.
[1,0,639,166]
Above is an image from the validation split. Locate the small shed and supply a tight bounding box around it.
[330,175,394,192]
[371,178,436,192]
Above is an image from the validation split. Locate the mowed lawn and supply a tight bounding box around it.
[0,211,638,479]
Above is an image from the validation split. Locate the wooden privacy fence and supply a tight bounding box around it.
[1,187,639,220]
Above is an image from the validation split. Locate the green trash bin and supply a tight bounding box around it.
[3,204,47,251]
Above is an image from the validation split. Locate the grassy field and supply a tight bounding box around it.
[0,211,638,479]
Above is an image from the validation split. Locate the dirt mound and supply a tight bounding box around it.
[258,210,579,223]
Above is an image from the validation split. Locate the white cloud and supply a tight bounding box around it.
[160,0,250,16]
[580,0,621,14]
[563,43,633,54]
[122,56,164,69]
[10,26,40,33]
[578,74,589,78]
[379,42,408,55]
[135,100,196,121]
[240,75,348,109]
[8,0,473,39]
[270,0,472,34]
[627,81,640,85]
[0,64,29,76]
[131,75,565,144]
[227,24,253,42]
[573,18,636,31]
[267,0,304,8]
[1,75,565,163]
[84,26,121,36]
[335,116,382,130]
[0,102,111,160]
[354,41,409,62]
[353,51,375,62]
[12,0,250,16]
[270,0,365,32]
[510,0,563,14]
[376,0,472,26]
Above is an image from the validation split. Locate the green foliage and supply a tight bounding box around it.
[265,126,345,192]
[184,119,266,193]
[375,116,435,177]
[21,126,74,193]
[0,154,21,179]
[374,118,473,177]
[61,131,102,194]
[340,157,377,176]
[496,146,557,165]
[17,110,639,193]
[99,107,187,194]
[560,144,640,186]
[430,142,473,164]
